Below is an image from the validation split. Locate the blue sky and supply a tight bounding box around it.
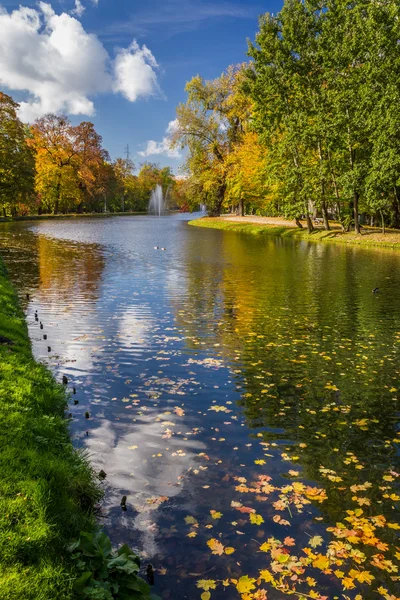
[0,0,283,172]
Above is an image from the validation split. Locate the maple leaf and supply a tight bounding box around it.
[353,570,374,584]
[187,532,197,538]
[201,593,211,600]
[254,459,266,465]
[342,577,356,590]
[312,554,331,571]
[207,538,225,556]
[250,513,264,525]
[225,547,235,555]
[259,542,271,552]
[284,536,296,546]
[309,535,324,548]
[210,510,223,520]
[197,579,217,591]
[236,575,257,594]
[259,569,274,582]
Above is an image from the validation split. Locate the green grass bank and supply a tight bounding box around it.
[189,217,400,250]
[0,260,101,599]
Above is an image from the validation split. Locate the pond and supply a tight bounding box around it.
[0,214,399,600]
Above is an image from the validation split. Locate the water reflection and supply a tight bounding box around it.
[0,217,398,599]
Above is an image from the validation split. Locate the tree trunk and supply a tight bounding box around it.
[354,191,360,234]
[318,140,330,231]
[381,210,385,234]
[210,183,226,216]
[295,217,303,229]
[3,207,6,218]
[306,213,314,234]
[238,199,244,216]
[321,200,330,230]
[393,187,400,229]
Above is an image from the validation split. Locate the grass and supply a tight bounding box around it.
[189,217,400,250]
[0,260,101,599]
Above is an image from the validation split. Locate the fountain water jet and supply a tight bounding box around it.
[148,185,165,216]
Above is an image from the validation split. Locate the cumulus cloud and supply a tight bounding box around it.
[113,41,160,102]
[139,119,181,159]
[0,2,160,122]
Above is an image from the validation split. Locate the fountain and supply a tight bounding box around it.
[148,185,165,216]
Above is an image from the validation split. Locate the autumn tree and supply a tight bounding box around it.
[171,65,252,216]
[29,115,109,214]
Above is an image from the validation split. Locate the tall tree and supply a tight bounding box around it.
[0,92,34,216]
[171,65,251,215]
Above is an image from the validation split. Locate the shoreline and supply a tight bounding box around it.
[0,211,147,223]
[189,216,400,250]
[0,260,100,598]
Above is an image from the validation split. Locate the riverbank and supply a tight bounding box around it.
[0,211,147,223]
[189,216,400,249]
[0,261,101,599]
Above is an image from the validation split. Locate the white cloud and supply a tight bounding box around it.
[139,119,181,159]
[113,41,160,103]
[166,118,179,134]
[72,0,85,17]
[0,3,160,122]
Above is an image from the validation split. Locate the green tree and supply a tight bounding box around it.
[0,92,34,217]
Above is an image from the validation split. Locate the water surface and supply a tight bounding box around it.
[0,215,399,600]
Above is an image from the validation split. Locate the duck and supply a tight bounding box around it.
[154,246,159,250]
[372,288,379,294]
[161,247,166,251]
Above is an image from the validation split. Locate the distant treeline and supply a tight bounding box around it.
[0,93,190,217]
[171,0,400,232]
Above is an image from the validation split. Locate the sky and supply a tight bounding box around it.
[0,0,283,172]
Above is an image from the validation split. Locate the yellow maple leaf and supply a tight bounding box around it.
[312,554,330,571]
[201,593,211,600]
[342,577,356,590]
[259,570,274,583]
[210,510,222,520]
[236,576,257,594]
[197,580,217,591]
[250,513,264,525]
[355,570,374,584]
[225,547,235,555]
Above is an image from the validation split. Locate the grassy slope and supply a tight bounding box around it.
[0,261,100,599]
[189,217,400,250]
